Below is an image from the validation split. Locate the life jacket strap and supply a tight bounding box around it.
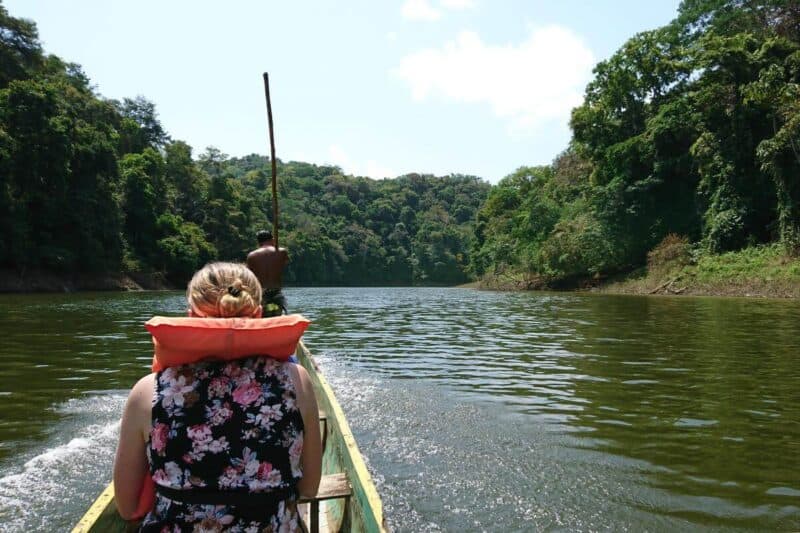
[155,484,297,507]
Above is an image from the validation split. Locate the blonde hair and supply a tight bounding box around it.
[187,262,262,318]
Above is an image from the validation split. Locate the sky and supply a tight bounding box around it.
[6,0,682,183]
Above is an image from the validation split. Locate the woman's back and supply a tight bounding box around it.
[141,356,304,531]
[114,262,321,530]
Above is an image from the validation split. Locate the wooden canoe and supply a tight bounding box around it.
[72,341,387,532]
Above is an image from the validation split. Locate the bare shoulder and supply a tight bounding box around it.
[133,372,155,391]
[293,363,312,388]
[285,363,315,409]
[285,361,310,390]
[129,373,155,408]
[122,373,155,441]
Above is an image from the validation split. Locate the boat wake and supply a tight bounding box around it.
[0,393,125,532]
[313,348,645,532]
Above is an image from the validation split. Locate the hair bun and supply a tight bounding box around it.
[187,263,261,318]
[227,279,245,297]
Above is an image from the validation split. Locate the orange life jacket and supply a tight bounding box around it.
[146,314,311,371]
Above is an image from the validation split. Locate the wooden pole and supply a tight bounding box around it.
[263,72,279,249]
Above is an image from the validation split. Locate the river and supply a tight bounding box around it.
[0,288,798,531]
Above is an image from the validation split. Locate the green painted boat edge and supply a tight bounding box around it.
[71,341,388,532]
[296,341,388,533]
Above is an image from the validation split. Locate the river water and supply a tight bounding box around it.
[0,288,798,531]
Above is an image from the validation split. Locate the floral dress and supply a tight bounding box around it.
[141,356,305,532]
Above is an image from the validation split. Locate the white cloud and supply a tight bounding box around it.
[392,26,595,132]
[328,144,396,179]
[401,0,441,21]
[440,0,476,10]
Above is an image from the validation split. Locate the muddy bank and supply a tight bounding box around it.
[597,274,800,298]
[471,269,800,299]
[0,269,174,293]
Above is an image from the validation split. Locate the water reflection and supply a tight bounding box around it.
[562,296,800,529]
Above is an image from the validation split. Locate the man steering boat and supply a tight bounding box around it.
[246,229,289,316]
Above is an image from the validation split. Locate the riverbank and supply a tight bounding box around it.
[0,269,173,293]
[473,244,800,298]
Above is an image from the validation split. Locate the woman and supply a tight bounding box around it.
[114,262,321,531]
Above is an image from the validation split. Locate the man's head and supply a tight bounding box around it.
[256,229,273,245]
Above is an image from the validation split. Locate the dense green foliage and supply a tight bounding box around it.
[0,2,488,286]
[213,158,488,285]
[472,0,800,284]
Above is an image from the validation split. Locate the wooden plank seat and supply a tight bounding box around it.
[299,472,351,503]
[299,473,352,533]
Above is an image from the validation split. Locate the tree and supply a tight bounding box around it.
[121,153,159,262]
[165,141,208,224]
[748,38,800,252]
[0,4,43,88]
[112,96,169,153]
[155,213,216,284]
[202,173,250,260]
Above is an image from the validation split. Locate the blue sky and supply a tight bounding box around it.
[6,0,681,183]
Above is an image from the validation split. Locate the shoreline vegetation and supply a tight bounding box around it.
[5,242,799,299]
[472,243,800,299]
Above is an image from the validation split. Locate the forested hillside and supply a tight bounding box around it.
[0,2,489,287]
[213,157,489,285]
[472,0,800,286]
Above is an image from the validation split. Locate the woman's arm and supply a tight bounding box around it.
[291,364,322,498]
[113,373,154,520]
